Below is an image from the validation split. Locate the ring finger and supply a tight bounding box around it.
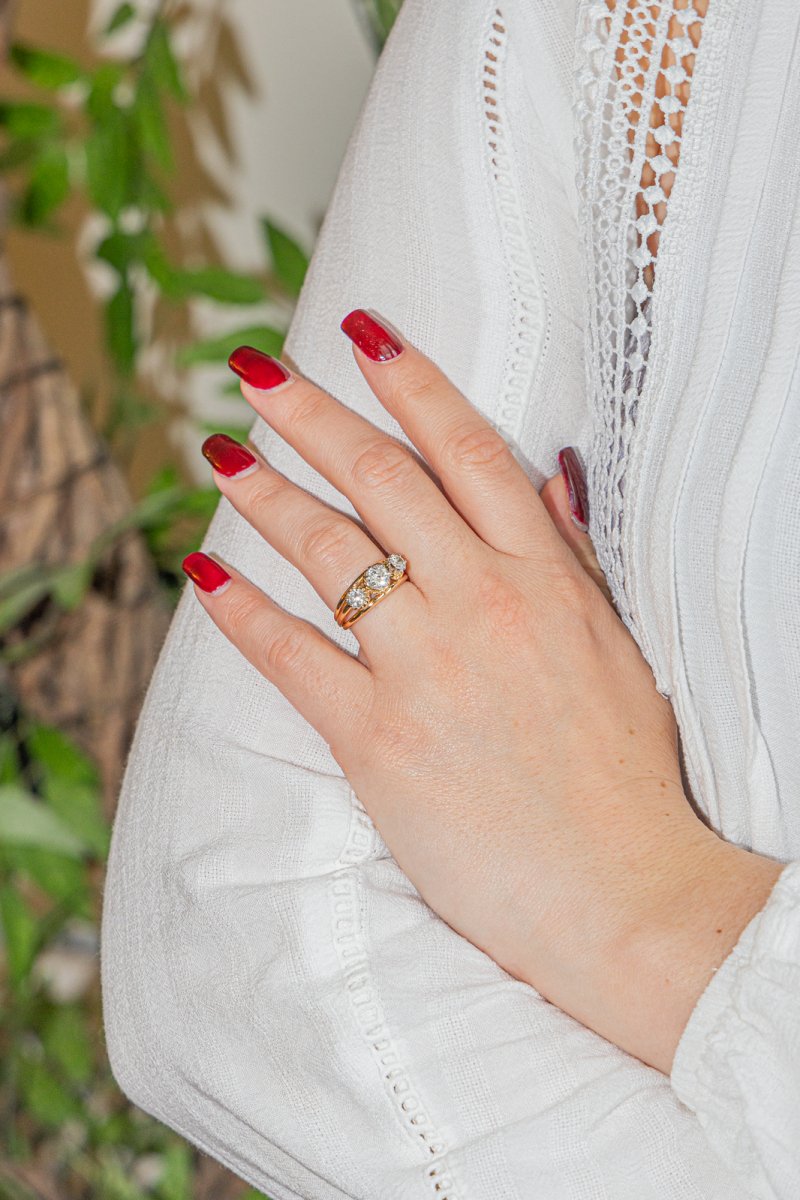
[200,432,423,663]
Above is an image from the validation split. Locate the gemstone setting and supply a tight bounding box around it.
[346,587,369,609]
[386,553,407,574]
[364,563,391,590]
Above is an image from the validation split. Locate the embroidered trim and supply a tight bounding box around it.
[482,7,547,445]
[331,823,462,1197]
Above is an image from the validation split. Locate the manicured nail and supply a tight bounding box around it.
[228,345,292,390]
[557,447,589,532]
[182,551,232,595]
[202,433,259,479]
[341,309,404,362]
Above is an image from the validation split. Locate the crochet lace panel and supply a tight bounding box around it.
[575,0,708,630]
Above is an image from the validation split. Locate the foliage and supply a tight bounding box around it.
[0,711,272,1199]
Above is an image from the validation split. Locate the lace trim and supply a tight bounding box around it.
[575,0,708,629]
[482,8,547,445]
[329,852,462,1197]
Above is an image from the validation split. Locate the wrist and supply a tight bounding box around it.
[606,824,784,1073]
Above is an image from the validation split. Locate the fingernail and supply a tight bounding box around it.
[202,433,259,479]
[228,345,292,390]
[557,447,589,532]
[182,551,232,595]
[341,308,404,362]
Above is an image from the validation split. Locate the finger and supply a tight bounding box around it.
[200,433,423,664]
[539,449,614,606]
[340,308,558,560]
[227,346,476,599]
[182,550,373,747]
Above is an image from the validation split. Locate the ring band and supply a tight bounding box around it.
[334,553,408,629]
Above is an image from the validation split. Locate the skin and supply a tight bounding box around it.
[189,327,785,1076]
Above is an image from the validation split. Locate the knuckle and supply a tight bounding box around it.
[352,438,416,494]
[440,424,515,475]
[392,367,440,408]
[263,624,309,678]
[244,471,291,510]
[475,569,533,636]
[289,383,330,432]
[224,588,267,641]
[548,563,594,615]
[298,515,357,572]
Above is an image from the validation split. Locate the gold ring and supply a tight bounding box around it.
[334,553,408,629]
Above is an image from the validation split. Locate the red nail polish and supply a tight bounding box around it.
[341,309,404,362]
[182,552,232,594]
[228,345,292,390]
[557,447,589,532]
[202,433,258,478]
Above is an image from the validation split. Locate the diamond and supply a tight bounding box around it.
[386,553,407,574]
[346,587,369,609]
[364,563,391,590]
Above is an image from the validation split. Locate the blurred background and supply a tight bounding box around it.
[0,2,400,1196]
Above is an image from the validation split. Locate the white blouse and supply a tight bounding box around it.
[100,1,800,1197]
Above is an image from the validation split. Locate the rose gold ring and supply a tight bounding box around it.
[334,553,408,629]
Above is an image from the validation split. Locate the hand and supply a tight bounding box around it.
[184,309,784,1073]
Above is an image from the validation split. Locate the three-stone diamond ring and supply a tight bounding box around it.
[334,553,408,629]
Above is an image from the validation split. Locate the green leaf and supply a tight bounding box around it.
[27,725,98,791]
[142,237,184,296]
[105,3,137,35]
[0,576,51,637]
[0,734,18,786]
[173,267,265,305]
[85,111,130,218]
[9,43,85,91]
[132,73,172,172]
[49,561,93,610]
[262,219,309,298]
[9,846,87,909]
[0,884,40,986]
[26,726,109,861]
[177,325,285,366]
[146,21,188,102]
[105,281,137,375]
[0,785,87,856]
[0,100,60,139]
[18,143,70,227]
[17,1054,81,1126]
[95,229,152,276]
[86,62,126,122]
[42,1005,94,1084]
[158,1142,191,1200]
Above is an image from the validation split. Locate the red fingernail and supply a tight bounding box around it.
[182,552,232,594]
[202,433,259,478]
[557,447,589,532]
[228,345,292,390]
[341,309,404,362]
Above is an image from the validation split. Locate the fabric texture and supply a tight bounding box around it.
[100,1,800,1196]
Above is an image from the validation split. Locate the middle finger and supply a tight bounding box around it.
[227,346,477,596]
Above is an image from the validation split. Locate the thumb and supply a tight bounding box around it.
[540,447,614,608]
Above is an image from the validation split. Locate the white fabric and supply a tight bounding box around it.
[100,2,800,1196]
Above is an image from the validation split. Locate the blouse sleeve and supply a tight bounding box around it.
[670,861,800,1199]
[101,2,757,1198]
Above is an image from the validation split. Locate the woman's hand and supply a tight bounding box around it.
[184,310,784,1073]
